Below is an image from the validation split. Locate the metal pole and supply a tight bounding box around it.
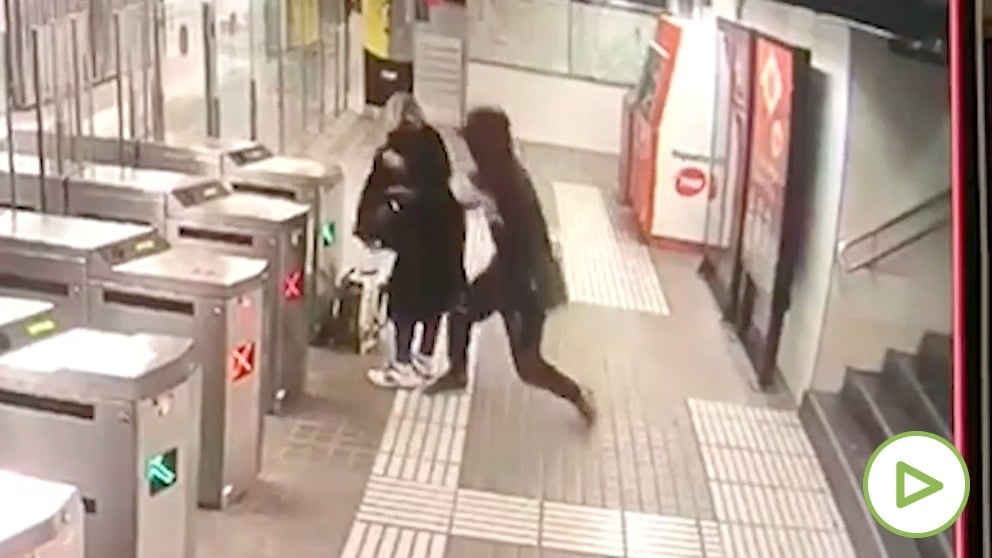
[114,10,125,161]
[71,16,83,161]
[51,23,65,177]
[3,0,18,214]
[151,0,165,140]
[277,0,286,151]
[31,27,48,212]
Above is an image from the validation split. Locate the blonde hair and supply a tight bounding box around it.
[383,92,425,130]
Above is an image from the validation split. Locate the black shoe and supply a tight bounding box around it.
[423,369,468,395]
[575,388,597,427]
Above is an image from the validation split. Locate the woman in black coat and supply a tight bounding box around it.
[355,95,466,388]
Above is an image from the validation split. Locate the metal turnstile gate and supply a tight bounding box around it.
[0,469,84,558]
[0,329,199,558]
[0,210,269,509]
[0,154,310,413]
[2,136,343,343]
[0,296,60,354]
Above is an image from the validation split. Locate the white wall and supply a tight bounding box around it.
[465,62,628,155]
[812,30,951,392]
[736,0,853,402]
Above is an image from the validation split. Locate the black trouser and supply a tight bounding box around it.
[392,309,441,364]
[447,262,583,403]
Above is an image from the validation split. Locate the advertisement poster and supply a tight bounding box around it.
[704,21,753,292]
[741,37,794,294]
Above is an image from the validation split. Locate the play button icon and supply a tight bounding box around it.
[864,432,969,538]
[895,461,943,508]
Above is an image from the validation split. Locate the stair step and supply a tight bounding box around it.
[800,392,922,558]
[840,370,926,444]
[915,333,951,422]
[881,350,950,439]
[833,371,954,558]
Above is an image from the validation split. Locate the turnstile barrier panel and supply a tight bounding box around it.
[0,469,84,558]
[0,329,198,558]
[0,297,59,354]
[0,251,88,328]
[170,193,309,410]
[97,248,267,508]
[223,287,265,491]
[277,222,309,403]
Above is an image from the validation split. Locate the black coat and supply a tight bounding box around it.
[354,126,467,319]
[472,160,567,312]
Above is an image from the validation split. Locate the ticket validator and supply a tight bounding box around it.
[0,296,60,354]
[0,329,199,558]
[0,211,267,509]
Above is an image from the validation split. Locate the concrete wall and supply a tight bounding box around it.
[734,1,950,400]
[811,30,951,393]
[465,62,628,155]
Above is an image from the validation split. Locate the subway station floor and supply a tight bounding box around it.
[197,114,858,558]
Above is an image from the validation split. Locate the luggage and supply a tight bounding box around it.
[330,250,394,354]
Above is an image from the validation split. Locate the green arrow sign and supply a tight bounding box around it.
[320,221,336,247]
[147,449,178,496]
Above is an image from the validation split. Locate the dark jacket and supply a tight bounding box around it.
[472,160,567,312]
[354,126,467,319]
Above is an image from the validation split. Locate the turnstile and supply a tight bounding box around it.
[4,133,344,342]
[0,154,310,412]
[0,297,59,354]
[0,469,84,558]
[0,211,268,509]
[0,329,198,558]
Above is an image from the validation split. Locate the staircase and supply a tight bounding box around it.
[800,332,952,558]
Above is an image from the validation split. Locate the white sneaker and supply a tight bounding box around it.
[412,353,436,378]
[366,363,424,389]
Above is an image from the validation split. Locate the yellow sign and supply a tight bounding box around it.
[135,239,158,253]
[362,0,390,59]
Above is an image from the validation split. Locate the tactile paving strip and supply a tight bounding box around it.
[553,182,670,316]
[687,399,856,558]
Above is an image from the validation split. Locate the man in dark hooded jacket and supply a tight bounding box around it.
[424,107,596,426]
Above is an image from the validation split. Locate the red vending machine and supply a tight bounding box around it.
[625,19,683,236]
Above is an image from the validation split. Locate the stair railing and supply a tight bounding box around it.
[836,188,951,273]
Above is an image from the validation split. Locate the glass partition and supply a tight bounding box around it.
[214,0,253,139]
[468,0,662,86]
[158,0,209,141]
[468,0,570,75]
[568,2,655,84]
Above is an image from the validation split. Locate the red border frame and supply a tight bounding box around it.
[948,0,974,555]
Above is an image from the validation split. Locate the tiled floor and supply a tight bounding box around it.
[198,121,850,557]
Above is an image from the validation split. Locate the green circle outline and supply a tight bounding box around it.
[862,430,970,539]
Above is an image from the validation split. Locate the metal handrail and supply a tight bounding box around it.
[837,188,951,272]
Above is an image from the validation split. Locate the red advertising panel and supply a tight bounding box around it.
[740,37,795,297]
[628,18,683,235]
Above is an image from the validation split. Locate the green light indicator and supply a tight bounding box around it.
[320,221,336,247]
[25,318,57,337]
[147,448,178,496]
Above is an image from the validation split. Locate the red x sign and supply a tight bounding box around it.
[283,270,303,301]
[230,342,255,383]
